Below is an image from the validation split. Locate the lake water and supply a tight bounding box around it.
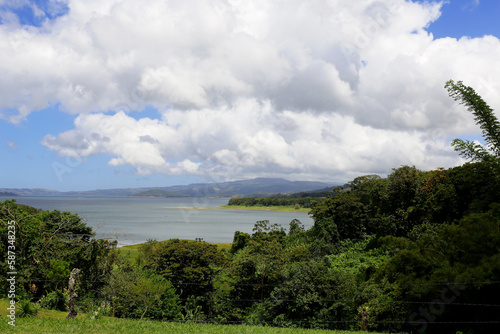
[2,197,314,246]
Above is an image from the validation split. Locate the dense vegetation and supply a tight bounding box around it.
[227,196,321,209]
[1,81,499,332]
[226,186,340,209]
[2,160,499,332]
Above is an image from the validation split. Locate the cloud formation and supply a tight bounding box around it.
[2,0,500,182]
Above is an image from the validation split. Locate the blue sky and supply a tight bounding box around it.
[1,0,499,191]
[423,0,500,38]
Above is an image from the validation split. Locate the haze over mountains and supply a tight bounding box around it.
[0,178,336,198]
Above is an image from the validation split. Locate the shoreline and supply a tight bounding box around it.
[161,205,311,213]
[219,204,310,213]
[162,206,215,209]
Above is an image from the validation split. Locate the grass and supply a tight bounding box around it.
[1,299,382,334]
[0,317,380,334]
[117,244,142,261]
[220,204,311,213]
[213,242,232,251]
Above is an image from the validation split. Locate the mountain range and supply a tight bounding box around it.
[0,178,336,198]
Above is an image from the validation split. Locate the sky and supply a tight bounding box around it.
[0,0,499,191]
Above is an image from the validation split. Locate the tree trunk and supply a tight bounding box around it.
[67,268,81,319]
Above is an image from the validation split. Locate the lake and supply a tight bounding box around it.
[1,197,314,246]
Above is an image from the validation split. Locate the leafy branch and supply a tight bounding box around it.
[445,79,500,162]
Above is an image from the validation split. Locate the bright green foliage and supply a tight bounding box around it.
[44,259,70,291]
[0,308,389,334]
[445,79,500,161]
[328,239,389,281]
[103,262,181,320]
[38,290,68,312]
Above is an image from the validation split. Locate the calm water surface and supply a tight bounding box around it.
[3,197,314,245]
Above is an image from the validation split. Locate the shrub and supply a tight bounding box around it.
[38,290,68,311]
[18,299,39,318]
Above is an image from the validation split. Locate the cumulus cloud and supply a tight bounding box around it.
[2,0,499,182]
[41,101,463,182]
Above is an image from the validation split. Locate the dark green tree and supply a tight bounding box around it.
[0,200,116,301]
[309,189,368,243]
[231,231,250,254]
[147,239,226,306]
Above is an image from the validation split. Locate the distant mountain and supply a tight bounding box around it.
[0,191,19,197]
[0,188,61,197]
[131,178,335,197]
[0,178,335,198]
[0,187,153,198]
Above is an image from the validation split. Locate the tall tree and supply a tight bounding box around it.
[445,79,500,161]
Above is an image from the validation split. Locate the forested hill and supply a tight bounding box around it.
[130,178,336,197]
[0,178,335,198]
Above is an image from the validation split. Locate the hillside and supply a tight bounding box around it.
[131,178,335,197]
[0,178,335,198]
[0,191,18,197]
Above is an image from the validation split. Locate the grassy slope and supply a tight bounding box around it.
[0,318,376,334]
[0,300,380,334]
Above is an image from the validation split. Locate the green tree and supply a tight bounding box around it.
[288,219,305,236]
[376,166,427,237]
[309,190,368,243]
[103,262,181,320]
[147,239,226,308]
[445,79,500,162]
[0,200,116,301]
[231,231,250,254]
[349,174,382,206]
[366,203,500,333]
[266,260,339,329]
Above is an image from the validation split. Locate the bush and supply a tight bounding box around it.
[87,302,112,320]
[18,299,39,318]
[38,290,68,311]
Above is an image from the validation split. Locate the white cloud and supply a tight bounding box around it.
[41,102,464,182]
[1,0,498,182]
